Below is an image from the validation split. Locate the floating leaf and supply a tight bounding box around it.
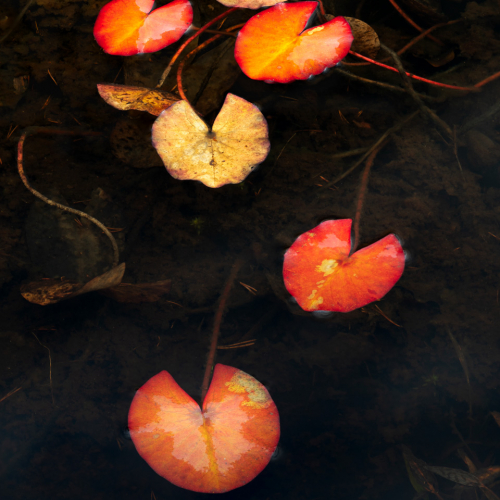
[234,1,353,83]
[152,93,270,188]
[128,364,280,493]
[217,0,284,8]
[425,465,480,486]
[94,0,193,56]
[283,219,405,313]
[97,83,180,116]
[21,263,125,305]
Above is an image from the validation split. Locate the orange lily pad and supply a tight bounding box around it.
[94,0,193,56]
[152,93,270,188]
[283,219,405,312]
[97,83,180,116]
[128,364,280,493]
[235,1,353,83]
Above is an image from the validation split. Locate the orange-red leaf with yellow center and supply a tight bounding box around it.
[94,0,193,56]
[128,364,280,493]
[283,219,405,312]
[235,1,353,83]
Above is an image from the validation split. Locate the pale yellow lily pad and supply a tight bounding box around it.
[152,93,270,188]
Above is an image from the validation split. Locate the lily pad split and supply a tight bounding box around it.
[283,219,405,313]
[152,93,270,188]
[128,364,280,493]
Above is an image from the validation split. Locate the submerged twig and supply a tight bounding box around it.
[0,386,22,404]
[334,67,438,102]
[32,332,54,405]
[323,110,419,189]
[381,43,453,139]
[447,326,472,417]
[17,127,119,268]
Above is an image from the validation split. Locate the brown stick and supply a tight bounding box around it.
[322,110,419,189]
[17,127,119,267]
[381,43,453,139]
[200,258,243,403]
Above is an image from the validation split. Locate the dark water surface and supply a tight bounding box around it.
[1,1,500,499]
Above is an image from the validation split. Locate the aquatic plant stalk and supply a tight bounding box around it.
[200,258,243,402]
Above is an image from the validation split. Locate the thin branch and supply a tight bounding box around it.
[334,67,438,102]
[381,43,453,138]
[348,50,480,92]
[17,127,119,268]
[387,0,444,45]
[322,111,420,189]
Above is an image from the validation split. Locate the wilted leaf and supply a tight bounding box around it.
[152,93,270,188]
[21,263,125,305]
[344,17,380,59]
[129,364,280,493]
[94,0,193,56]
[425,465,480,486]
[402,445,440,496]
[100,280,171,302]
[235,2,353,83]
[283,219,405,313]
[97,83,180,116]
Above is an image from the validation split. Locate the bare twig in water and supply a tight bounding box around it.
[381,43,453,139]
[0,386,22,403]
[17,127,119,267]
[334,67,438,102]
[447,327,472,417]
[322,110,419,189]
[32,332,54,405]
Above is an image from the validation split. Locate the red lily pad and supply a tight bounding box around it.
[128,364,280,493]
[283,219,405,313]
[234,1,353,83]
[94,0,193,56]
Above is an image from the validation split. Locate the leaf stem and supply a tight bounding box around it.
[200,258,243,403]
[157,7,238,89]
